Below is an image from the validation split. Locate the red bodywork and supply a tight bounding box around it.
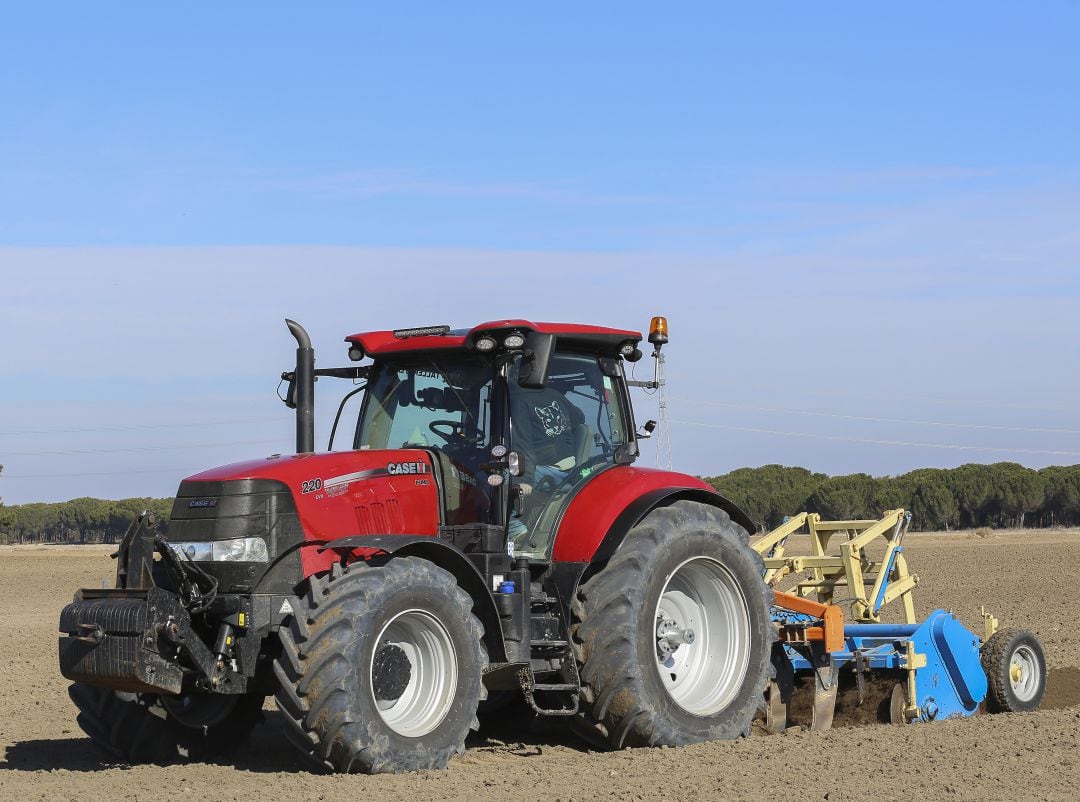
[184,453,716,572]
[551,466,716,562]
[187,450,441,576]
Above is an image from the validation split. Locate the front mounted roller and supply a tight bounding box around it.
[571,500,774,749]
[273,557,487,774]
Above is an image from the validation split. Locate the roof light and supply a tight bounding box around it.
[347,345,365,361]
[393,325,451,339]
[475,336,496,352]
[648,316,669,347]
[503,333,526,349]
[619,341,636,356]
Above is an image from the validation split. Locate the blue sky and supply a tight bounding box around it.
[1,4,1078,503]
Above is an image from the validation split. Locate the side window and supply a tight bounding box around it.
[511,353,625,466]
[509,352,629,559]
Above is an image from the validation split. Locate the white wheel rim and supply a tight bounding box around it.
[1010,644,1041,702]
[654,557,751,716]
[370,609,458,737]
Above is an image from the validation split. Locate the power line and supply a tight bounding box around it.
[668,419,1080,458]
[0,417,282,437]
[1,467,197,479]
[669,396,1080,435]
[0,438,284,457]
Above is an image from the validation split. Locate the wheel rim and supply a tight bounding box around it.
[370,609,458,737]
[1009,644,1041,702]
[653,557,751,716]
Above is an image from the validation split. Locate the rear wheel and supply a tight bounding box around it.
[69,684,264,762]
[982,628,1047,713]
[571,500,774,748]
[273,558,486,773]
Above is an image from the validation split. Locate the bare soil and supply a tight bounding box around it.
[2,531,1079,801]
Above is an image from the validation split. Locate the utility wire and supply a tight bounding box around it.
[0,438,284,457]
[668,419,1080,458]
[669,396,1080,435]
[1,467,199,479]
[0,417,282,437]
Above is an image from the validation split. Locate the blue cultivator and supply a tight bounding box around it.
[752,510,1047,732]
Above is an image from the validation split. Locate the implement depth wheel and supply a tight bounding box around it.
[571,501,774,749]
[68,684,264,763]
[982,628,1047,713]
[273,558,486,774]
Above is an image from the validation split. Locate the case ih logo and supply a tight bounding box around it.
[188,499,217,508]
[386,461,428,476]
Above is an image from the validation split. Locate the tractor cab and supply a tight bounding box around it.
[337,320,645,559]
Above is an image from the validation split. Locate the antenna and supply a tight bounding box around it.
[627,316,673,469]
[655,346,672,470]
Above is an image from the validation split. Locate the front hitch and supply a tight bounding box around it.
[58,511,246,695]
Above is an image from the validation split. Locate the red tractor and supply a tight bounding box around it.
[59,318,773,773]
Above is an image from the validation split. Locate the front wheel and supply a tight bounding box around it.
[571,500,774,749]
[273,558,487,773]
[69,684,264,762]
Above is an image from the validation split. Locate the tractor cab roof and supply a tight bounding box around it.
[345,319,642,360]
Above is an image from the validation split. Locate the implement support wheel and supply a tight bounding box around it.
[982,628,1047,713]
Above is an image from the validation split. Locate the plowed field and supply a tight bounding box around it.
[2,530,1078,801]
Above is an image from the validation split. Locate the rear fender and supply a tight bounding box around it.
[571,487,757,566]
[317,536,507,663]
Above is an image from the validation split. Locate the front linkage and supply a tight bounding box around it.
[59,512,251,696]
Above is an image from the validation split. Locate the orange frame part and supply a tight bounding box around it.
[773,590,845,654]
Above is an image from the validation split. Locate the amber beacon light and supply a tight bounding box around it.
[648,315,669,348]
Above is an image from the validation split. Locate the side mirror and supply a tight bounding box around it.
[517,332,556,389]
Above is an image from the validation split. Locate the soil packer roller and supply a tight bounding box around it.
[58,317,1046,773]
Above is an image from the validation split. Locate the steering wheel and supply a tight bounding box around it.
[428,420,482,445]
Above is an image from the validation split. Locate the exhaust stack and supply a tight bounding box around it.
[285,319,315,454]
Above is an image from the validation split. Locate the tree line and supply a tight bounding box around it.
[2,462,1079,543]
[705,462,1080,532]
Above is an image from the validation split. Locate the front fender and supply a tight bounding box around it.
[318,535,507,663]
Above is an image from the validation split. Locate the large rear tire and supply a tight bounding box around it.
[69,684,265,762]
[571,500,773,748]
[273,558,487,773]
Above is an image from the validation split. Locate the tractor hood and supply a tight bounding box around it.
[180,449,443,546]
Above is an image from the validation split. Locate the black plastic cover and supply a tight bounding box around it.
[167,479,304,594]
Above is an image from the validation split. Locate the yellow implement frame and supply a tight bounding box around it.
[751,509,918,624]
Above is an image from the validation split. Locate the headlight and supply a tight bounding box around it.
[169,538,269,563]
